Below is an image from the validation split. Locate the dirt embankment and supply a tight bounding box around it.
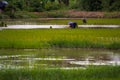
[67,10,104,18]
[66,10,120,18]
[37,10,120,18]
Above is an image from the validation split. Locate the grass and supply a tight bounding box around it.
[0,28,120,49]
[0,66,120,80]
[44,18,120,25]
[3,18,120,25]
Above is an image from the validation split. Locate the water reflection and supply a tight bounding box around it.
[3,19,120,29]
[0,49,120,69]
[1,25,119,29]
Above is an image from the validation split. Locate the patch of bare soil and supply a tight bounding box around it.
[67,10,104,18]
[33,10,120,18]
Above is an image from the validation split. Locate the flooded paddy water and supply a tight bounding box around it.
[1,25,119,29]
[0,19,120,69]
[0,19,120,29]
[0,49,120,69]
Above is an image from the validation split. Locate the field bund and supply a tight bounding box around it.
[0,25,120,29]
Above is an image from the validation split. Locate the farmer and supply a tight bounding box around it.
[68,22,78,28]
[82,18,87,24]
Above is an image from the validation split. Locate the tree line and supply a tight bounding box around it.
[3,0,70,12]
[1,0,120,12]
[77,0,120,11]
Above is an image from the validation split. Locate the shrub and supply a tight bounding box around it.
[45,2,62,11]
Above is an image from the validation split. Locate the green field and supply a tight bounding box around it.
[0,66,120,80]
[0,28,120,49]
[41,18,120,25]
[4,18,120,25]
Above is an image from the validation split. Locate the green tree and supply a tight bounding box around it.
[111,0,120,11]
[102,0,120,11]
[5,0,120,12]
[77,0,102,11]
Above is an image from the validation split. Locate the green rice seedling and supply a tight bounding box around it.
[4,18,120,25]
[0,66,120,80]
[0,29,120,49]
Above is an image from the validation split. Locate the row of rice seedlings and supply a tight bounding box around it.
[0,66,120,80]
[43,18,120,25]
[4,18,120,25]
[0,29,120,49]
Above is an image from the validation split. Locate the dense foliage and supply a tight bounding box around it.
[0,0,120,19]
[1,0,120,12]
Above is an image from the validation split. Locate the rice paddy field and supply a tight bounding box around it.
[0,28,120,49]
[0,66,120,80]
[35,18,120,25]
[2,18,120,25]
[0,18,120,80]
[0,48,120,80]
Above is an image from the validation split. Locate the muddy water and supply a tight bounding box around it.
[0,49,120,69]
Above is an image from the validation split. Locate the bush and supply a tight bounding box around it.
[110,1,120,11]
[77,0,102,11]
[45,2,62,11]
[0,13,9,19]
[102,0,120,11]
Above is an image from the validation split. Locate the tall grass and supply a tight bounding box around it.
[0,29,120,49]
[0,66,120,80]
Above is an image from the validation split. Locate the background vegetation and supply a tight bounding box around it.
[0,0,120,19]
[3,0,120,11]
